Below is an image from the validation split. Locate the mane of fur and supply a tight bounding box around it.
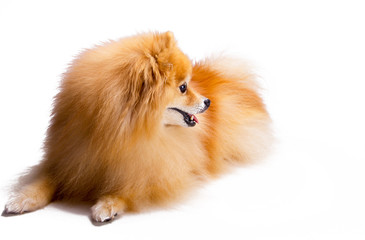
[38,32,202,209]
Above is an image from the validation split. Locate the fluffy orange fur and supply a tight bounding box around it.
[5,32,272,222]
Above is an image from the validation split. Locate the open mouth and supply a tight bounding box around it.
[169,108,199,127]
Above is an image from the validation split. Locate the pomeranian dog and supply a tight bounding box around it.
[4,31,272,223]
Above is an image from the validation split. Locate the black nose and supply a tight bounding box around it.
[204,98,211,108]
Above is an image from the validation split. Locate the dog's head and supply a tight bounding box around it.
[121,31,210,128]
[151,32,210,127]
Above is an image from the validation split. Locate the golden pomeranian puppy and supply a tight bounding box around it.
[4,32,272,223]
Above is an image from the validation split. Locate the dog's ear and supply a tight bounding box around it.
[139,31,175,84]
[163,31,175,49]
[150,31,176,78]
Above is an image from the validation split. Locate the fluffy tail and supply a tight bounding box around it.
[192,56,273,175]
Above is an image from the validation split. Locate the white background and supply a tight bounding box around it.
[1,0,364,239]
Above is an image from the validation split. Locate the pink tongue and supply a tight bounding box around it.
[191,114,199,124]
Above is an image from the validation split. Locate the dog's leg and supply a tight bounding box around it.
[4,175,55,214]
[91,195,126,223]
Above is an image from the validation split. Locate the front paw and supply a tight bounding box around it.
[91,196,126,223]
[4,177,53,215]
[5,192,46,214]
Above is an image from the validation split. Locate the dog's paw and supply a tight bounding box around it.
[5,192,47,214]
[4,177,53,215]
[91,196,126,223]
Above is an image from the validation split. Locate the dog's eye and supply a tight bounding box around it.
[179,83,187,93]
